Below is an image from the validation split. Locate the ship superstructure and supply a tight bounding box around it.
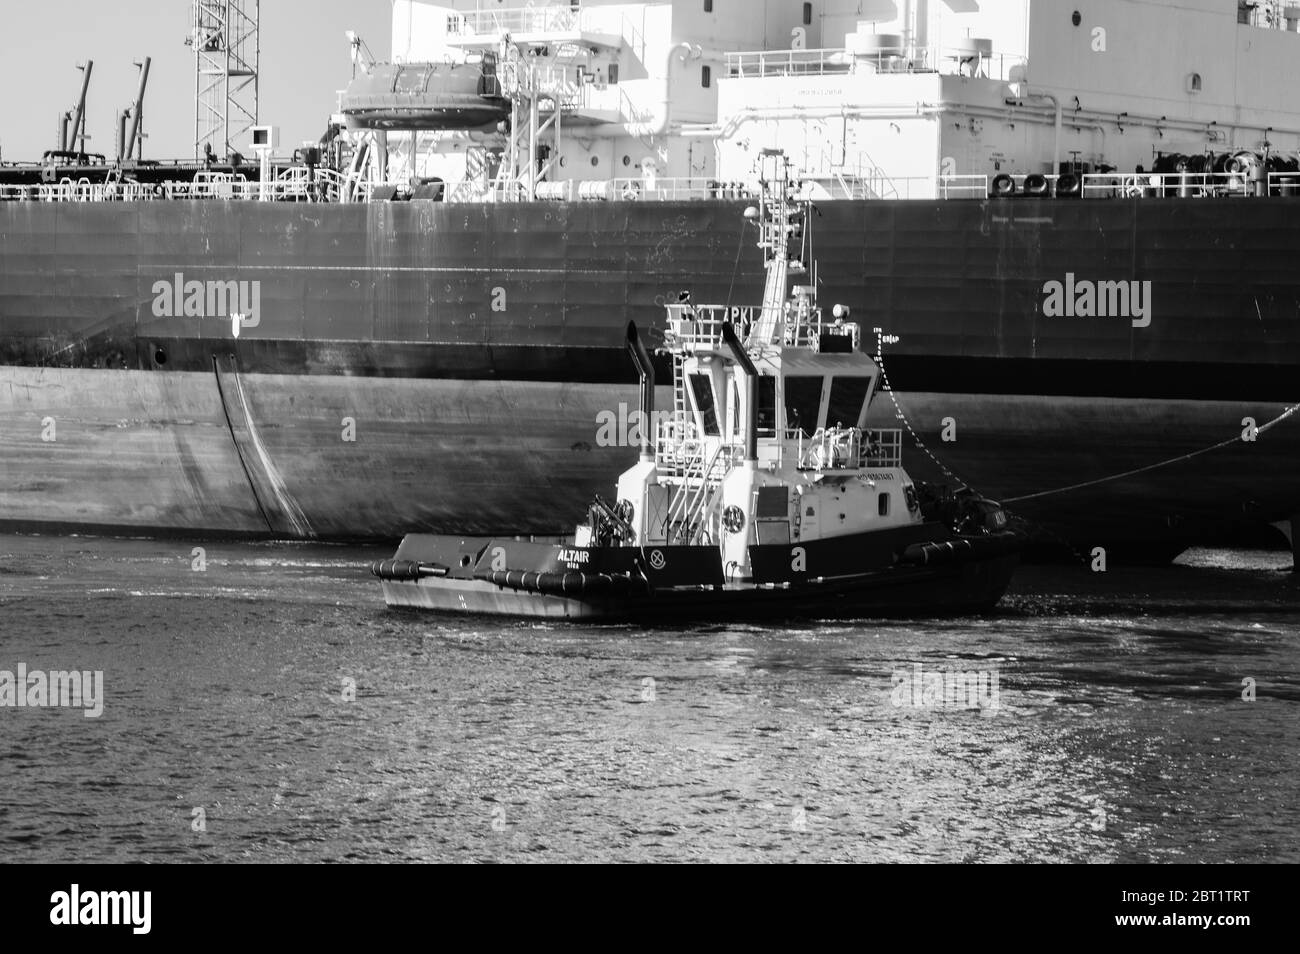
[335,0,1300,203]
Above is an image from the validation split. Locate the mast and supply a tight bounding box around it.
[751,150,807,344]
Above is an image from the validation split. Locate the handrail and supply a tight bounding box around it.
[794,427,903,470]
[665,304,860,353]
[1080,170,1300,198]
[7,170,1297,205]
[666,441,740,544]
[726,45,1027,81]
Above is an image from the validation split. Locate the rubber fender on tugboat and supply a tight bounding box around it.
[476,568,650,597]
[899,530,1023,567]
[370,559,449,581]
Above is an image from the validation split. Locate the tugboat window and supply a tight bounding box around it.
[783,375,823,436]
[827,375,872,428]
[757,375,778,437]
[689,373,720,435]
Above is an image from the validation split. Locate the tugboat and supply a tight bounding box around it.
[371,152,1023,620]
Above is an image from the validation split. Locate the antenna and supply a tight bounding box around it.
[188,0,260,160]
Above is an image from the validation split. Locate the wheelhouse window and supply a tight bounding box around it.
[827,375,872,429]
[690,373,720,436]
[756,375,777,437]
[783,375,824,436]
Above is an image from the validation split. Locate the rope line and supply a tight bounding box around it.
[873,329,970,489]
[1004,404,1300,504]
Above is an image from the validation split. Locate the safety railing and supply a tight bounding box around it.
[939,174,989,199]
[793,427,903,471]
[664,304,861,353]
[26,168,1300,205]
[665,305,758,351]
[611,177,749,201]
[1081,171,1300,198]
[726,46,1026,81]
[0,171,343,203]
[728,48,854,78]
[448,6,581,38]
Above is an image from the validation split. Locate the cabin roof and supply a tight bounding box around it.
[752,349,879,376]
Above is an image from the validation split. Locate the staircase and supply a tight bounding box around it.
[666,443,737,544]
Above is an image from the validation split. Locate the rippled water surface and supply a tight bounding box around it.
[1,534,1297,862]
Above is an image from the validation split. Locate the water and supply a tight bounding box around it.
[1,533,1297,863]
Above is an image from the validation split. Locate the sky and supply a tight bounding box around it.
[0,1,394,162]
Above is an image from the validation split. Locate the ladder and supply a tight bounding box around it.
[667,443,736,544]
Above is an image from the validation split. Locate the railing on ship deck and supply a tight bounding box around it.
[791,427,903,471]
[7,172,1300,204]
[446,5,583,38]
[0,169,351,203]
[727,46,1027,82]
[1080,171,1300,198]
[665,304,862,353]
[650,420,903,475]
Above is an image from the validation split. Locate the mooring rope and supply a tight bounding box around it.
[871,333,1300,563]
[1004,404,1300,504]
[874,329,1300,506]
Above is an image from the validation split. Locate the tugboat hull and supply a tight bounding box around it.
[372,531,1021,621]
[378,554,1019,621]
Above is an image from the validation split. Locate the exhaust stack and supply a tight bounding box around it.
[721,322,759,464]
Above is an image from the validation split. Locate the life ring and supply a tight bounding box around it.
[152,182,166,198]
[621,182,641,201]
[722,505,745,534]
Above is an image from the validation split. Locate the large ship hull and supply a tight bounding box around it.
[2,196,1299,551]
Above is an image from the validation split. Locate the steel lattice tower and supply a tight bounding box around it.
[190,0,260,159]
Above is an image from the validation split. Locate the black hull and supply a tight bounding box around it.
[378,556,1021,621]
[2,196,1299,550]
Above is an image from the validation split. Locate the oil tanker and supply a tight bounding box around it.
[3,0,1300,563]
